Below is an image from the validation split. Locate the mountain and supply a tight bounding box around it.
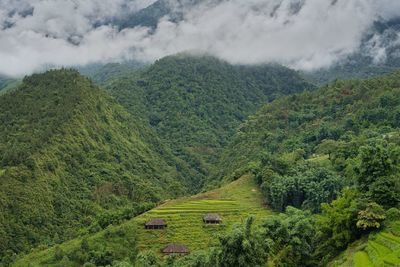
[77,61,145,84]
[115,0,203,30]
[13,70,400,266]
[215,71,400,265]
[0,56,312,264]
[119,0,400,85]
[102,55,313,190]
[217,70,400,181]
[0,69,191,261]
[305,18,400,85]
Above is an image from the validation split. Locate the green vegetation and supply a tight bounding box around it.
[214,71,400,265]
[330,219,400,267]
[3,56,400,266]
[0,55,312,266]
[0,69,191,262]
[12,175,271,266]
[103,55,313,190]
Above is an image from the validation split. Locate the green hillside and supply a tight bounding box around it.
[217,71,400,182]
[104,55,313,190]
[0,70,191,262]
[12,175,271,266]
[4,63,400,267]
[212,71,400,265]
[330,219,400,266]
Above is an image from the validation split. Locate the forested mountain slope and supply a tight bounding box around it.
[213,71,400,265]
[0,70,191,262]
[218,71,400,181]
[104,55,313,190]
[7,68,400,267]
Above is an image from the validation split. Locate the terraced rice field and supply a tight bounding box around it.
[13,175,271,266]
[330,221,400,266]
[134,174,272,253]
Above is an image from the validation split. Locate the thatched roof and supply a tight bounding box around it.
[203,213,222,221]
[145,218,166,226]
[162,244,189,254]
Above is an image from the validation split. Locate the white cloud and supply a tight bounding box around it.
[0,0,399,76]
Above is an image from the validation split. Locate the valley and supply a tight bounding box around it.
[2,1,400,266]
[1,56,400,267]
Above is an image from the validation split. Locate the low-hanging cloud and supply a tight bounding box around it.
[0,0,399,76]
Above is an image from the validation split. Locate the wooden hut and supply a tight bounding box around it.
[203,213,222,224]
[162,244,189,254]
[145,218,167,229]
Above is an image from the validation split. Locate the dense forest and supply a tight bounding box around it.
[0,69,194,263]
[214,70,400,266]
[1,0,400,266]
[102,55,312,190]
[0,57,312,265]
[1,58,400,267]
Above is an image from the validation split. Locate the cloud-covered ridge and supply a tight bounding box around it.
[0,0,399,76]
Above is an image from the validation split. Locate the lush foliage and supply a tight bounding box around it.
[260,160,343,212]
[0,69,189,262]
[330,211,400,266]
[215,71,400,265]
[4,59,400,267]
[261,207,316,266]
[103,55,313,190]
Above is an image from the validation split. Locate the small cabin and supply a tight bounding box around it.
[145,218,167,229]
[203,213,222,224]
[162,244,189,254]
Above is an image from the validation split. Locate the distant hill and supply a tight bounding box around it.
[0,69,191,260]
[113,0,400,86]
[305,18,400,85]
[7,62,400,267]
[212,70,400,265]
[0,75,20,95]
[217,70,400,182]
[77,61,145,84]
[103,55,313,190]
[115,0,204,29]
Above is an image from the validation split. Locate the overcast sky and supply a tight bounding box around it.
[0,0,399,76]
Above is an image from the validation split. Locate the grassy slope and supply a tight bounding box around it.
[329,221,400,267]
[13,175,271,266]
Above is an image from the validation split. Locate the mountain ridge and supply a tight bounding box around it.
[0,69,191,260]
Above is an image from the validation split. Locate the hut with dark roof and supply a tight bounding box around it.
[162,244,189,254]
[203,213,222,224]
[145,218,167,229]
